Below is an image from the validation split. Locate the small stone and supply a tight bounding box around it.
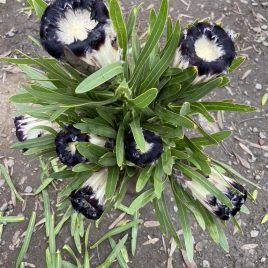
[250,230,259,237]
[261,25,268,30]
[255,83,262,90]
[0,179,5,187]
[255,175,261,180]
[24,186,33,193]
[260,257,266,263]
[264,153,268,158]
[202,260,210,268]
[253,127,258,133]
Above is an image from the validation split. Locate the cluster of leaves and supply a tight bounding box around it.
[0,0,259,266]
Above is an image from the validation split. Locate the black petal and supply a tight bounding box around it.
[40,0,109,60]
[124,130,163,167]
[179,22,236,76]
[70,187,103,220]
[55,125,89,167]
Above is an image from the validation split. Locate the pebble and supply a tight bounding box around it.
[24,186,33,193]
[202,260,210,268]
[255,175,261,180]
[253,127,258,133]
[0,179,5,187]
[264,153,268,158]
[255,83,262,90]
[250,230,259,237]
[261,257,266,263]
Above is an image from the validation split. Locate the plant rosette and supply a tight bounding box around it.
[2,0,258,265]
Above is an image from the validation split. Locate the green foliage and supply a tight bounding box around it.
[2,0,258,266]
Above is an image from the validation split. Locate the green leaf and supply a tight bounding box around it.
[10,93,38,104]
[109,0,127,60]
[55,206,73,236]
[106,166,120,199]
[0,164,24,202]
[261,213,268,224]
[153,196,181,246]
[129,118,146,152]
[128,189,156,215]
[16,212,36,268]
[215,219,229,253]
[63,245,82,268]
[130,88,158,108]
[154,162,164,199]
[212,159,260,189]
[19,65,56,89]
[130,0,168,85]
[262,93,268,106]
[131,212,139,256]
[140,22,180,91]
[127,6,140,40]
[171,149,190,160]
[175,197,194,261]
[136,166,153,192]
[99,234,128,268]
[178,77,223,102]
[84,225,91,268]
[190,103,215,122]
[35,177,54,195]
[108,238,129,268]
[116,123,125,167]
[161,147,173,175]
[76,143,108,163]
[76,63,123,93]
[0,216,25,223]
[74,121,116,139]
[91,220,140,249]
[228,56,245,73]
[27,0,47,18]
[98,152,116,167]
[201,102,256,112]
[155,105,196,129]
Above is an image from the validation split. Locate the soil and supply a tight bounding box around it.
[0,0,268,268]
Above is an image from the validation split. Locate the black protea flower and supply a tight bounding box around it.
[70,169,107,220]
[173,22,236,83]
[14,115,57,142]
[55,125,88,166]
[55,125,110,166]
[40,0,120,68]
[174,168,247,220]
[124,129,163,167]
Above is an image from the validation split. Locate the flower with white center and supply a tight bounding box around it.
[55,125,89,167]
[173,168,247,220]
[40,0,120,68]
[14,115,57,142]
[124,129,163,167]
[173,22,236,83]
[70,169,108,220]
[55,125,112,166]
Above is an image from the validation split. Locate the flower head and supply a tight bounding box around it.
[174,168,247,220]
[70,169,107,220]
[55,125,89,166]
[40,0,120,68]
[14,115,56,142]
[55,125,110,166]
[124,129,163,167]
[173,22,236,81]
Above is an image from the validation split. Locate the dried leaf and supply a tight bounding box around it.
[241,244,258,250]
[144,221,160,228]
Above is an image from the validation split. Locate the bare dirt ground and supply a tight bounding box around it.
[0,0,268,267]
